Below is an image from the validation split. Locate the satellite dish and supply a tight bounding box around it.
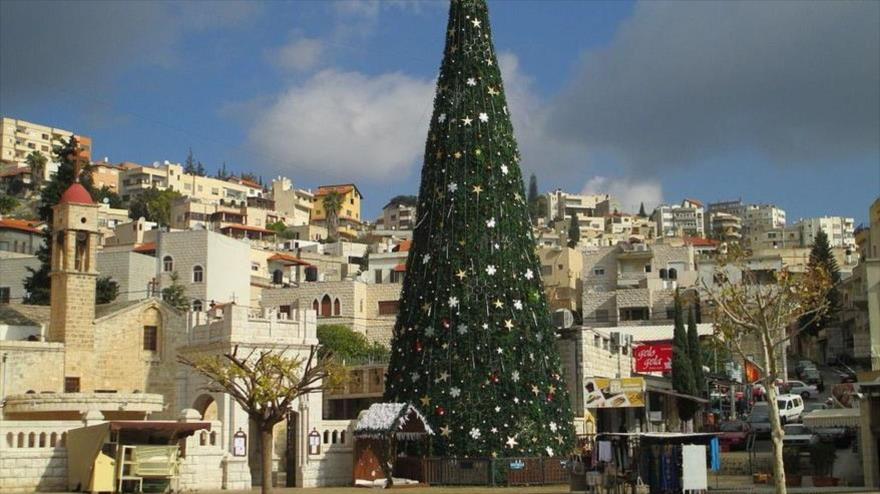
[102,197,109,204]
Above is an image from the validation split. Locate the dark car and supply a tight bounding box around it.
[718,420,751,450]
[801,368,824,389]
[747,403,772,438]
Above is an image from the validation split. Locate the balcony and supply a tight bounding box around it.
[3,392,164,419]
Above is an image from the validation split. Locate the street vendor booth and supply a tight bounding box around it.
[67,420,211,493]
[570,432,719,494]
[353,402,433,488]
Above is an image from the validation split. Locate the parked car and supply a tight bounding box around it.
[796,359,817,377]
[777,394,805,423]
[782,424,819,447]
[718,420,751,450]
[747,403,772,437]
[785,380,819,399]
[801,368,824,389]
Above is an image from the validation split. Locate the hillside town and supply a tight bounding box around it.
[1,1,878,494]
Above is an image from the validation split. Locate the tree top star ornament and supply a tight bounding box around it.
[383,0,575,457]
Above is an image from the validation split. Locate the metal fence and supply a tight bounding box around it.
[420,457,569,486]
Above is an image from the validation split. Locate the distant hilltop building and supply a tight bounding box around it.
[0,116,92,182]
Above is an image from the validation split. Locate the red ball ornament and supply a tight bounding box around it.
[414,340,423,352]
[547,393,555,402]
[441,318,451,329]
[490,373,500,384]
[435,406,446,416]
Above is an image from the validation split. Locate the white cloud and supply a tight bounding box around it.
[581,176,663,214]
[272,37,324,72]
[247,69,434,182]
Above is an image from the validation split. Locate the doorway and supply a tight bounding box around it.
[286,411,298,487]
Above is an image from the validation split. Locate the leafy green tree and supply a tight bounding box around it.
[687,307,705,397]
[0,195,18,214]
[322,191,344,240]
[384,0,575,457]
[96,276,119,304]
[92,186,123,208]
[26,151,48,189]
[24,137,95,305]
[672,292,698,426]
[266,220,287,234]
[161,271,189,310]
[128,187,181,225]
[567,215,580,248]
[317,324,389,364]
[385,194,418,208]
[800,229,841,336]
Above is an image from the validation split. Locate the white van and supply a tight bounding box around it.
[776,394,805,424]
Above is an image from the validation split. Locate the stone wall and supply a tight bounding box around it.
[0,254,39,303]
[582,247,618,292]
[97,251,155,301]
[0,341,64,396]
[0,420,78,493]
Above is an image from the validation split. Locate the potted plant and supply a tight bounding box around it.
[810,442,839,487]
[783,447,802,487]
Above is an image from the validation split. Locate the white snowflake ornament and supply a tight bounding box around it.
[486,265,497,276]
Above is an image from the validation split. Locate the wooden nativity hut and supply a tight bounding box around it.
[352,403,433,487]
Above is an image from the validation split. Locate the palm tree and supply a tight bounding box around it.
[26,151,48,190]
[322,191,344,240]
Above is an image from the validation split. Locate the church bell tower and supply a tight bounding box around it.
[49,182,100,392]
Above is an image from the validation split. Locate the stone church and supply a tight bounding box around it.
[0,183,353,492]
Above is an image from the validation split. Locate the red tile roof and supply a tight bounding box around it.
[685,236,720,247]
[393,263,407,272]
[132,242,157,253]
[0,218,43,234]
[315,183,363,198]
[392,240,412,252]
[220,223,276,234]
[268,252,312,266]
[684,198,704,207]
[59,183,94,205]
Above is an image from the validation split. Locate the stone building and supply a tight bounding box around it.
[0,183,357,491]
[261,280,402,345]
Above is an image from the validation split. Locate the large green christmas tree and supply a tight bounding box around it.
[384,0,575,457]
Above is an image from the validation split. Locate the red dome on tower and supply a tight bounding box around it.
[58,183,93,205]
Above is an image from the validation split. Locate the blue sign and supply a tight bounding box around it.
[509,460,525,470]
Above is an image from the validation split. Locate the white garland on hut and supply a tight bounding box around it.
[354,402,434,440]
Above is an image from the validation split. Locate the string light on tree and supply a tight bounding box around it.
[383,0,575,457]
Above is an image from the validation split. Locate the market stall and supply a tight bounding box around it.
[67,420,211,493]
[352,403,433,488]
[570,432,719,494]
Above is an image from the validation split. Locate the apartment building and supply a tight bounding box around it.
[544,189,619,224]
[88,160,128,192]
[538,245,583,313]
[311,184,363,238]
[865,199,880,370]
[170,196,285,230]
[707,200,786,237]
[380,199,417,231]
[96,203,132,245]
[369,240,410,284]
[706,211,742,243]
[653,199,705,238]
[795,216,856,248]
[0,117,92,171]
[582,242,698,327]
[119,161,252,203]
[270,177,314,226]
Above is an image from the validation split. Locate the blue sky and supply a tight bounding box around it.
[1,0,877,224]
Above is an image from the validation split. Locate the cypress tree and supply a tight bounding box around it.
[672,292,697,422]
[638,202,647,218]
[687,307,705,396]
[567,215,580,248]
[384,0,575,457]
[800,229,841,335]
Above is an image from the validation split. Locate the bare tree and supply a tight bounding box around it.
[701,249,831,494]
[179,345,340,494]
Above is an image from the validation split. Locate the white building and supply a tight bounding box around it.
[157,229,251,311]
[795,216,856,248]
[653,199,705,238]
[544,189,618,224]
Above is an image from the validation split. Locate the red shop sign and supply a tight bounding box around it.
[634,343,673,373]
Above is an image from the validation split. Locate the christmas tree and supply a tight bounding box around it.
[384,0,575,457]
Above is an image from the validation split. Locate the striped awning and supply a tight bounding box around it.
[802,408,860,428]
